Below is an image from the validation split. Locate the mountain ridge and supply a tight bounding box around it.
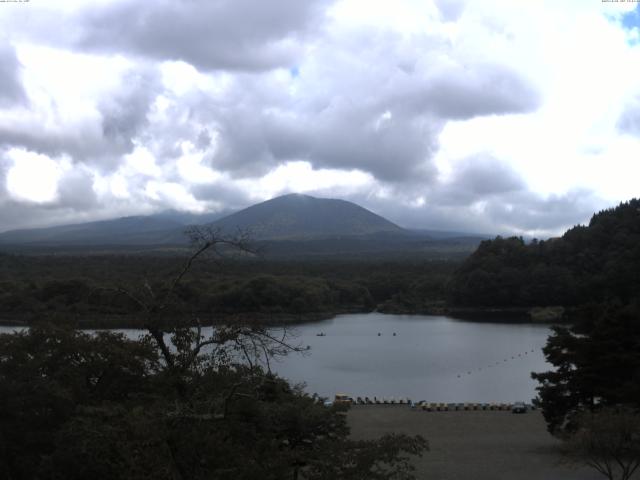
[0,194,486,255]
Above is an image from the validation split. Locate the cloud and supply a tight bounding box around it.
[434,0,466,22]
[417,63,540,119]
[74,0,330,71]
[0,42,27,107]
[617,97,640,135]
[325,156,601,236]
[483,189,603,235]
[98,67,161,159]
[195,27,539,184]
[57,168,98,209]
[5,149,62,203]
[348,187,602,237]
[0,64,162,171]
[437,155,526,206]
[0,0,633,236]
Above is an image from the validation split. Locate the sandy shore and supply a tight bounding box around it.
[348,405,612,480]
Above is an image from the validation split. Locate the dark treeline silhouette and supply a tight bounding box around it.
[532,301,640,435]
[0,255,456,326]
[511,199,640,459]
[449,198,640,308]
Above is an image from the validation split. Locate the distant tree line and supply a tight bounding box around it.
[0,256,455,326]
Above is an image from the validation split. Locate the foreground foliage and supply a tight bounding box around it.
[532,303,640,435]
[0,324,427,480]
[562,407,640,480]
[533,303,640,479]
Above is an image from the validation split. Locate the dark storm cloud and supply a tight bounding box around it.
[437,155,526,206]
[264,103,441,182]
[98,68,160,158]
[57,169,98,210]
[0,42,27,107]
[414,63,541,119]
[197,55,539,184]
[206,100,441,183]
[190,182,252,210]
[75,0,330,71]
[0,126,115,168]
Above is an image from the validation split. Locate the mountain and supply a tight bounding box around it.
[0,194,484,256]
[0,216,179,246]
[0,210,230,246]
[209,193,403,240]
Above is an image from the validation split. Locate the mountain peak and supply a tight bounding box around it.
[211,194,402,240]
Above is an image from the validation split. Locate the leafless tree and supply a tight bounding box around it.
[562,406,640,480]
[114,226,306,374]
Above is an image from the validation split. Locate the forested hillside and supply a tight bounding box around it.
[449,199,640,307]
[0,255,454,326]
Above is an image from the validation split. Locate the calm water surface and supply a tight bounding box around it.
[0,313,552,402]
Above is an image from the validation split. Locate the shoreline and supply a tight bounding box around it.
[0,310,354,329]
[0,305,568,329]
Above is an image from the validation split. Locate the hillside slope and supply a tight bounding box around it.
[448,198,640,307]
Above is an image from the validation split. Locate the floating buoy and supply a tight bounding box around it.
[393,332,397,336]
[377,333,381,336]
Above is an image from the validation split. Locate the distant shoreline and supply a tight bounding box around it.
[0,310,350,330]
[0,305,568,329]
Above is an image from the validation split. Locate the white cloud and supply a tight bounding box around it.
[237,161,375,201]
[144,180,207,212]
[6,149,63,203]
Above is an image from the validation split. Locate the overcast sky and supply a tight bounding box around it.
[1,0,639,236]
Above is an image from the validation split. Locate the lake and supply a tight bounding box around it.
[0,313,552,403]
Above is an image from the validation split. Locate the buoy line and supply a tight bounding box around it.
[455,348,539,379]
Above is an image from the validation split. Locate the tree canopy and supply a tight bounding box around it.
[449,199,640,308]
[531,302,640,435]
